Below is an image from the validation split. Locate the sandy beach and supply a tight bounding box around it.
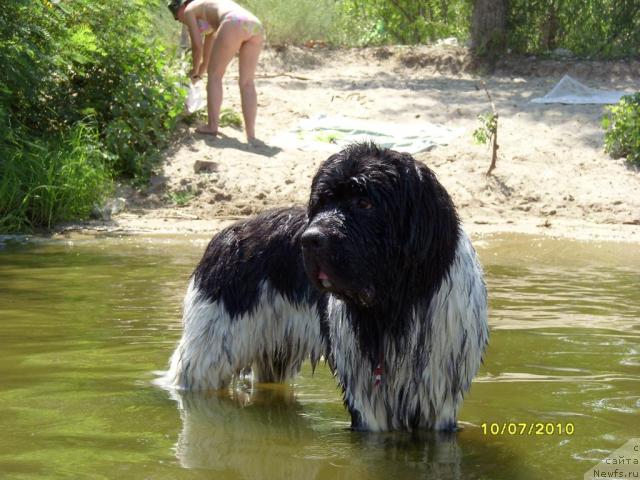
[64,45,640,242]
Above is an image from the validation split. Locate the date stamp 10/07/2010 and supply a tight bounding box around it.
[481,422,575,436]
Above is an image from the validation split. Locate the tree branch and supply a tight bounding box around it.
[480,81,499,176]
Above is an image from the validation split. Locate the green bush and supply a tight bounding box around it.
[241,0,639,54]
[0,0,184,178]
[508,0,640,57]
[602,93,640,166]
[0,0,185,232]
[334,0,470,46]
[241,0,471,46]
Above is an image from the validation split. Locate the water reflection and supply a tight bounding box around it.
[487,265,640,330]
[168,383,532,480]
[170,385,316,475]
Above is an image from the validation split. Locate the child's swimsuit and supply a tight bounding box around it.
[221,11,263,36]
[198,19,214,35]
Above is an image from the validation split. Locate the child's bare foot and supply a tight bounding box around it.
[195,125,218,136]
[247,137,266,148]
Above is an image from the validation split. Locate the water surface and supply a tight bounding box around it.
[0,233,638,479]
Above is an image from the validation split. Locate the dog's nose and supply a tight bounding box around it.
[301,227,329,250]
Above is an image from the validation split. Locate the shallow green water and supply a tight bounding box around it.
[0,233,638,479]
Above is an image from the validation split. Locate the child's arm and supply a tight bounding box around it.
[197,33,215,77]
[183,9,203,79]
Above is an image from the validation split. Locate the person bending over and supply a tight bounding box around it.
[169,0,264,144]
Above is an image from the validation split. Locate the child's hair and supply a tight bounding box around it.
[167,0,193,19]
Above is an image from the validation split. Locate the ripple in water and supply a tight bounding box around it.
[584,396,640,414]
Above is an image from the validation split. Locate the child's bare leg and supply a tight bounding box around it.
[238,34,263,142]
[198,75,222,135]
[197,23,243,135]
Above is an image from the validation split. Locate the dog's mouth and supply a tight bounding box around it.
[317,269,333,289]
[309,265,376,307]
[309,264,339,293]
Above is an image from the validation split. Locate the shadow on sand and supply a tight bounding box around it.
[196,131,282,158]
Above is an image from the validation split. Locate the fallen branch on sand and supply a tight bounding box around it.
[231,73,311,81]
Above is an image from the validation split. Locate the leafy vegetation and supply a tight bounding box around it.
[1,0,638,233]
[169,190,196,206]
[0,0,184,232]
[241,0,471,46]
[247,0,639,56]
[508,0,640,58]
[602,93,640,167]
[335,0,470,45]
[220,108,243,129]
[473,113,497,146]
[243,0,337,46]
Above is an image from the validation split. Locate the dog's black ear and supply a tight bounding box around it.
[402,159,459,267]
[308,152,343,214]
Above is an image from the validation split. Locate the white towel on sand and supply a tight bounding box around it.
[270,115,461,154]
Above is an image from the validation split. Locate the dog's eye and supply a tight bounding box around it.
[355,198,372,210]
[311,197,325,213]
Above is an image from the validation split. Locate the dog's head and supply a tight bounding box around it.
[301,142,460,309]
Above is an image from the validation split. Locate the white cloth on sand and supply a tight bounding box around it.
[185,82,206,113]
[270,115,461,154]
[531,75,627,105]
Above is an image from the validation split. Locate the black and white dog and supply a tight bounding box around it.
[161,142,488,431]
[160,208,326,390]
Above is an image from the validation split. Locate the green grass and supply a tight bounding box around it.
[242,0,338,45]
[0,124,113,233]
[168,190,195,206]
[220,108,243,128]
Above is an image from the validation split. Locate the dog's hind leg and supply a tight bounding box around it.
[161,278,251,391]
[250,295,325,384]
[252,345,304,383]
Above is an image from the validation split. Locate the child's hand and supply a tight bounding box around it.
[189,70,201,83]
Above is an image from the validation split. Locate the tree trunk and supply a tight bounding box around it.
[471,0,509,57]
[540,2,560,51]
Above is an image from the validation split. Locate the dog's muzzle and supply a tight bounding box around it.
[301,226,376,306]
[301,226,333,288]
[301,226,329,252]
